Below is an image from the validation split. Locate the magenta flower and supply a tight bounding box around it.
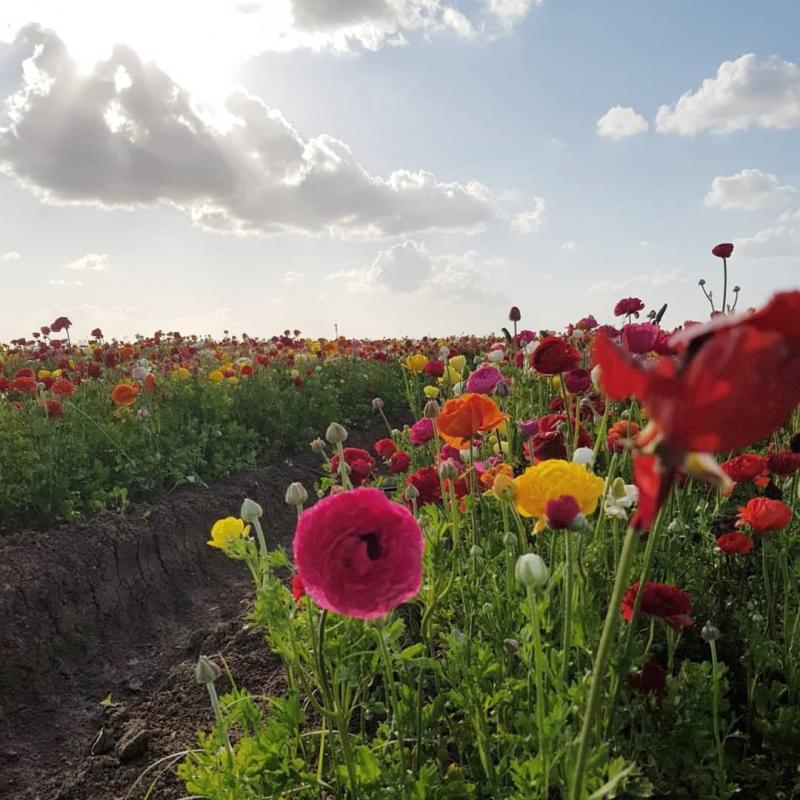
[518,418,540,437]
[466,364,503,394]
[545,495,581,529]
[622,322,660,354]
[293,487,424,619]
[409,417,435,445]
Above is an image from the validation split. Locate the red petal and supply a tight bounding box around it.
[593,335,648,400]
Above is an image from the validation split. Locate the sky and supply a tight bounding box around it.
[1,0,799,342]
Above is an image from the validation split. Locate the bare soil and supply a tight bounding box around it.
[0,427,386,800]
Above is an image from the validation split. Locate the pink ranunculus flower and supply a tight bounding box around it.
[466,364,503,394]
[293,487,424,619]
[409,416,435,445]
[622,322,661,354]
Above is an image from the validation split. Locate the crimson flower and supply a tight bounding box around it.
[736,497,792,533]
[389,451,411,474]
[291,574,306,601]
[531,336,581,375]
[50,316,72,333]
[721,453,768,484]
[716,531,753,555]
[622,323,660,354]
[627,660,667,698]
[330,447,375,487]
[767,450,800,476]
[563,368,590,394]
[11,376,37,394]
[620,582,693,631]
[293,487,423,619]
[405,466,442,505]
[423,360,445,378]
[614,297,645,318]
[712,243,734,259]
[44,399,64,418]
[50,379,75,398]
[409,416,435,445]
[374,438,397,459]
[545,495,581,529]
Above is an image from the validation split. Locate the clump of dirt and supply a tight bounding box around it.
[0,424,393,800]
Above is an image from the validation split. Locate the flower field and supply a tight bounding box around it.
[3,252,800,799]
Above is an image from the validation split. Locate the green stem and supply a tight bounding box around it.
[570,525,640,800]
[709,639,726,795]
[376,621,409,786]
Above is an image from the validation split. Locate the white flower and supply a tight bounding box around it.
[452,381,464,397]
[572,447,596,467]
[604,484,639,519]
[486,348,504,363]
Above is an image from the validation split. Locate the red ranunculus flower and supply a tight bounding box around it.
[531,336,581,375]
[627,660,667,698]
[50,316,72,333]
[330,447,375,487]
[594,291,800,455]
[389,450,411,474]
[717,531,753,555]
[409,416,435,445]
[622,323,660,354]
[545,495,581,529]
[614,297,645,318]
[374,438,397,459]
[607,420,640,453]
[291,574,306,601]
[293,487,423,619]
[620,582,693,631]
[11,376,37,394]
[423,359,445,378]
[50,379,75,398]
[736,497,792,533]
[712,243,734,258]
[563,368,591,394]
[45,399,64,418]
[406,466,442,505]
[721,453,768,484]
[767,450,800,476]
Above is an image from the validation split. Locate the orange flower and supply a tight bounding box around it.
[607,420,640,453]
[736,498,792,534]
[50,378,75,398]
[111,382,140,406]
[479,462,514,490]
[436,393,508,448]
[119,345,136,360]
[143,373,157,393]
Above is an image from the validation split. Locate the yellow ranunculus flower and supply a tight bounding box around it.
[513,460,604,533]
[550,375,561,390]
[51,369,63,378]
[37,369,52,379]
[423,385,440,398]
[207,517,250,549]
[227,376,239,386]
[448,355,466,374]
[439,366,462,384]
[309,341,321,353]
[290,369,300,379]
[173,367,191,380]
[404,353,428,373]
[208,370,224,383]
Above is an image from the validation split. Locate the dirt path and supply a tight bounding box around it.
[0,427,387,800]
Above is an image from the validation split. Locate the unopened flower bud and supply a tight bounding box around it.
[494,381,510,398]
[733,285,740,293]
[493,473,516,502]
[698,278,706,286]
[515,553,549,589]
[503,532,517,549]
[503,638,519,655]
[470,545,483,558]
[194,656,221,685]
[509,306,521,322]
[423,400,440,419]
[310,437,326,453]
[284,482,308,507]
[371,397,384,409]
[611,477,627,499]
[701,621,720,642]
[572,447,595,467]
[404,484,419,501]
[325,422,348,444]
[240,498,263,522]
[438,459,459,481]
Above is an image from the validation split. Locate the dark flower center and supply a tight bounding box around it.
[361,532,383,560]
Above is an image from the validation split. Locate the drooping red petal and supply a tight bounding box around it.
[593,335,649,400]
[631,455,674,532]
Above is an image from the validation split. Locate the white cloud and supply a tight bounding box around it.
[0,27,496,240]
[49,278,83,286]
[282,270,304,282]
[2,251,21,260]
[596,106,649,140]
[65,252,110,271]
[484,0,542,30]
[561,241,577,251]
[329,239,507,301]
[704,169,796,211]
[735,225,800,259]
[656,54,800,136]
[588,268,691,295]
[510,197,546,233]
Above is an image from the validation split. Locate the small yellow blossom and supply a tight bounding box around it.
[423,385,440,399]
[448,355,466,374]
[404,353,428,373]
[208,370,224,384]
[207,517,250,549]
[173,367,191,380]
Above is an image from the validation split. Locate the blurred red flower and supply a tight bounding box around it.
[621,581,693,631]
[614,297,645,318]
[721,453,768,484]
[712,243,734,258]
[717,531,753,555]
[531,336,581,375]
[50,379,75,398]
[389,450,411,474]
[736,497,792,533]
